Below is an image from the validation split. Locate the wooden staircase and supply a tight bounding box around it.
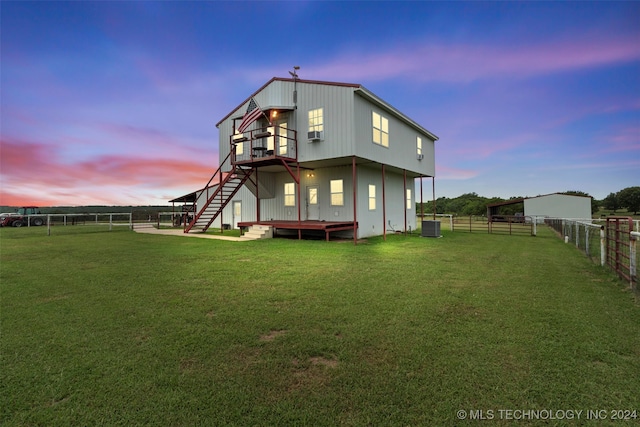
[184,162,255,233]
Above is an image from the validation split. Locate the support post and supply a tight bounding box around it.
[256,167,260,222]
[432,176,436,220]
[352,156,357,246]
[297,162,301,240]
[403,169,407,235]
[382,164,386,241]
[420,176,424,221]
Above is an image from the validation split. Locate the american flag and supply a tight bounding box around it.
[237,98,263,133]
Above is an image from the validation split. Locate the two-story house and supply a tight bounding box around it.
[177,77,438,241]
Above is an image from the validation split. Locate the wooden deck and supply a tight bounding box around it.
[238,220,358,241]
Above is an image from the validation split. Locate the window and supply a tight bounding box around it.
[233,131,244,155]
[278,122,288,155]
[417,137,422,156]
[266,125,275,151]
[406,189,412,210]
[284,182,295,206]
[368,185,376,210]
[330,179,343,206]
[372,111,389,147]
[308,108,323,132]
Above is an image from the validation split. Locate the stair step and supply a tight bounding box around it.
[240,225,273,240]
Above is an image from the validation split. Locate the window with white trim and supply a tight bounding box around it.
[368,185,376,211]
[372,111,389,147]
[284,182,295,206]
[308,108,323,132]
[233,131,244,155]
[406,189,412,210]
[330,179,344,206]
[417,137,422,156]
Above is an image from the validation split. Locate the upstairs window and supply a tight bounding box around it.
[372,111,389,147]
[330,179,344,206]
[233,131,244,155]
[284,182,295,206]
[406,189,412,210]
[308,108,324,132]
[278,123,288,155]
[417,137,422,156]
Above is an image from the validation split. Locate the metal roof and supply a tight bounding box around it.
[215,77,439,141]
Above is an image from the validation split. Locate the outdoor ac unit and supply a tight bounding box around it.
[421,220,441,238]
[417,154,424,160]
[307,131,322,142]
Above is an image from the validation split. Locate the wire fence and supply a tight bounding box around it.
[545,217,639,290]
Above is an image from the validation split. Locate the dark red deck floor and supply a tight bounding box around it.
[238,220,357,241]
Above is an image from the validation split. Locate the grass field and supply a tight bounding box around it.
[1,227,639,426]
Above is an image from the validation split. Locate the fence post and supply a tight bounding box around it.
[109,214,113,231]
[600,226,606,267]
[585,226,590,256]
[533,218,537,236]
[575,222,579,247]
[630,232,638,291]
[47,214,51,236]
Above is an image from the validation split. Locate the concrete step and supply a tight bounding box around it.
[240,225,273,240]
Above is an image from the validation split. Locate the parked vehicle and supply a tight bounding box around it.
[0,206,46,227]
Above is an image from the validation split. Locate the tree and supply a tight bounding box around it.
[617,186,640,214]
[602,192,619,213]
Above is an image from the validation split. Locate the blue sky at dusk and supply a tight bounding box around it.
[2,1,639,206]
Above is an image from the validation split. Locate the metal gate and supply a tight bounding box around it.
[452,215,534,236]
[605,216,638,289]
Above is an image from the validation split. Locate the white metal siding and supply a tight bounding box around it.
[524,194,592,220]
[353,94,435,176]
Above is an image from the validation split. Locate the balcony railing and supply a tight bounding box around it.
[231,125,297,164]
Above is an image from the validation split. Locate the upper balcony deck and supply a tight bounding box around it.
[231,125,297,167]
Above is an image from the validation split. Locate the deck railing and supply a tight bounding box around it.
[231,125,297,164]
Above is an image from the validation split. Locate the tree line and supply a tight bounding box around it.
[417,187,640,217]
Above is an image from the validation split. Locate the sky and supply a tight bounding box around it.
[1,1,639,207]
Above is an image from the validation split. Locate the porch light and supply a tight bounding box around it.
[271,111,278,118]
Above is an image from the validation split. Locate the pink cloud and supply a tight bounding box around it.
[603,126,640,153]
[440,133,538,161]
[0,139,219,205]
[302,35,640,83]
[435,165,479,180]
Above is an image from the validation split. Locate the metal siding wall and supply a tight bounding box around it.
[296,83,355,162]
[356,165,384,237]
[353,94,435,176]
[524,195,592,219]
[354,165,415,237]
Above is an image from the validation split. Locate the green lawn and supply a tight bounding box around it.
[1,227,638,426]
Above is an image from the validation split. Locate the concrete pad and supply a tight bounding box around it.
[133,227,246,241]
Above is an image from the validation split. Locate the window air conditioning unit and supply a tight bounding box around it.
[417,154,424,160]
[307,131,322,142]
